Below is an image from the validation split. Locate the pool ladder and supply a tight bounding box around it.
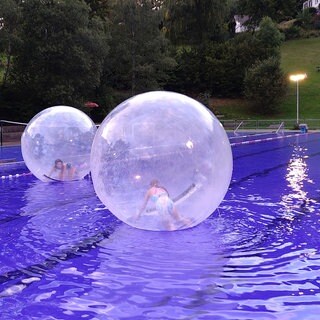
[276,122,285,135]
[233,121,244,135]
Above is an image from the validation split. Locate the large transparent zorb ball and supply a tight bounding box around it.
[21,106,96,182]
[91,91,232,231]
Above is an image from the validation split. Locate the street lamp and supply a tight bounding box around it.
[289,73,307,125]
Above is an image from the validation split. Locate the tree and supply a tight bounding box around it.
[10,0,109,110]
[244,57,287,115]
[296,8,314,30]
[84,0,112,19]
[0,0,21,87]
[163,0,231,45]
[294,0,306,16]
[168,19,283,98]
[102,0,176,95]
[236,0,298,27]
[255,16,284,60]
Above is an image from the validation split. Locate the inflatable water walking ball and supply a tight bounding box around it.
[90,91,233,231]
[21,106,97,182]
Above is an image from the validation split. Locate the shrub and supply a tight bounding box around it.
[244,57,287,115]
[284,25,301,40]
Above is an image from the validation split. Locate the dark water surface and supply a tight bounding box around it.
[0,133,320,319]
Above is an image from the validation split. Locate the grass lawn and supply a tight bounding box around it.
[280,37,320,119]
[210,98,253,119]
[214,37,320,120]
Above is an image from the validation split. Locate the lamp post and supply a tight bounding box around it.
[289,73,307,125]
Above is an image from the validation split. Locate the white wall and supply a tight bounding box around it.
[303,0,320,10]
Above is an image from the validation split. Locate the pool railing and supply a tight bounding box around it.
[0,120,27,146]
[221,119,320,131]
[1,118,320,147]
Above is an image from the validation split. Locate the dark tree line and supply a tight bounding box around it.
[0,0,305,121]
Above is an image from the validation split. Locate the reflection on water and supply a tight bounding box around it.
[0,178,115,276]
[1,135,320,319]
[281,145,314,215]
[20,179,102,246]
[58,223,231,319]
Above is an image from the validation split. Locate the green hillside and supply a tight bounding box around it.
[280,38,320,119]
[214,37,320,120]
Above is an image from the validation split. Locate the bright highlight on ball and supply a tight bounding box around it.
[90,91,233,231]
[21,106,97,182]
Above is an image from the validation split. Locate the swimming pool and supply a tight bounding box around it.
[1,132,320,319]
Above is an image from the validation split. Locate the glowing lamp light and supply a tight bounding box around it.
[289,74,307,82]
[289,73,307,125]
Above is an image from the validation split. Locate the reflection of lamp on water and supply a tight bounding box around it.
[281,146,310,215]
[289,73,307,125]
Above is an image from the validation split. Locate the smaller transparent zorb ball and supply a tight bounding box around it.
[91,91,233,231]
[21,106,96,182]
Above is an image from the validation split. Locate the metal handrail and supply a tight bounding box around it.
[0,119,99,147]
[234,121,243,134]
[0,120,27,147]
[276,122,285,134]
[0,120,28,126]
[222,119,320,131]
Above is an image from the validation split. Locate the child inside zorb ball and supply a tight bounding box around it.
[21,106,96,182]
[90,91,233,231]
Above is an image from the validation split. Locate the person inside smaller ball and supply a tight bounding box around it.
[136,179,190,230]
[47,159,75,181]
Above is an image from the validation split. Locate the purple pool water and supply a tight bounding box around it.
[0,145,23,162]
[1,132,320,319]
